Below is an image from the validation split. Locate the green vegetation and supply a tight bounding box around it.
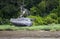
[0,24,60,31]
[0,0,60,31]
[0,0,60,25]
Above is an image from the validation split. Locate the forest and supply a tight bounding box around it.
[0,0,60,26]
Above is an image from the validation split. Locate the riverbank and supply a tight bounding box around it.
[0,31,60,38]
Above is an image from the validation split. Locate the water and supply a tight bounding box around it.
[0,37,60,39]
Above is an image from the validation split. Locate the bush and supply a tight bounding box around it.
[58,17,60,24]
[48,13,58,20]
[44,16,58,24]
[51,8,60,17]
[43,13,58,24]
[28,15,44,26]
[3,19,10,25]
[28,15,58,25]
[0,17,3,25]
[0,18,10,25]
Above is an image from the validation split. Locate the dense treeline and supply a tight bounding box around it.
[0,0,60,25]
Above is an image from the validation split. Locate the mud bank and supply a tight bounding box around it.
[0,31,60,38]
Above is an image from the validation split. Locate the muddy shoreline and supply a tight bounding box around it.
[0,31,60,38]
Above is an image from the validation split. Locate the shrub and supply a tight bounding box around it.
[28,15,44,26]
[44,17,53,24]
[0,17,3,25]
[30,6,40,16]
[28,15,58,25]
[0,18,10,25]
[44,16,58,24]
[43,13,58,24]
[58,17,60,24]
[51,8,60,17]
[3,19,10,25]
[48,13,58,20]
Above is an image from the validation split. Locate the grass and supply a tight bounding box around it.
[0,24,60,31]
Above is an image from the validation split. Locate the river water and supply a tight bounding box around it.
[0,37,60,39]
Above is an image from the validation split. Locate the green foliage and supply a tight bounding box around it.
[48,13,58,19]
[38,0,46,16]
[43,13,58,24]
[0,24,60,31]
[51,6,60,17]
[30,0,46,16]
[44,17,58,24]
[0,0,21,24]
[58,17,60,23]
[28,15,58,25]
[30,7,38,16]
[0,18,10,25]
[0,17,3,24]
[0,0,60,25]
[28,16,44,25]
